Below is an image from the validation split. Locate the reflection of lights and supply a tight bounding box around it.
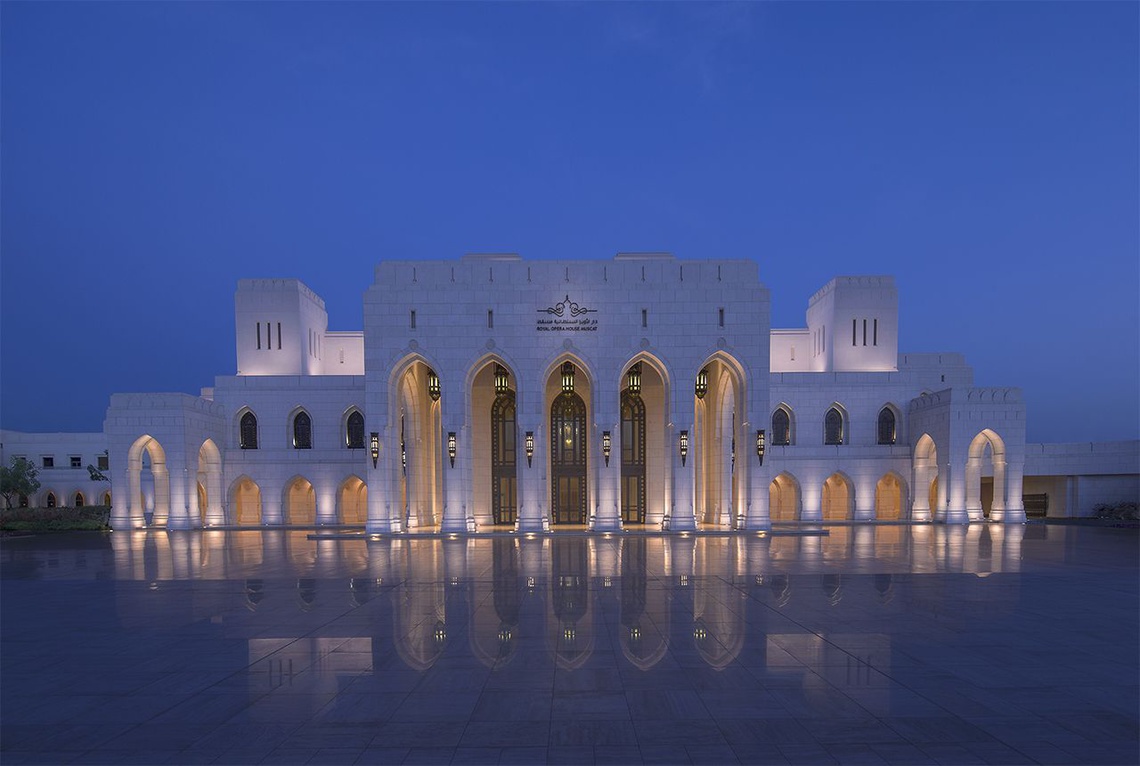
[447,533,458,540]
[525,533,536,540]
[679,574,689,586]
[434,626,446,643]
[629,626,641,642]
[976,572,992,578]
[370,534,381,540]
[563,627,576,642]
[756,531,767,538]
[755,575,764,585]
[603,576,612,588]
[374,578,383,585]
[450,577,459,587]
[694,626,707,641]
[680,532,690,538]
[526,576,536,589]
[498,628,512,644]
[149,581,158,590]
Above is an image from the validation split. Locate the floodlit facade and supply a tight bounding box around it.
[85,251,1091,533]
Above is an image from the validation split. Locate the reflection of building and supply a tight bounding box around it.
[4,255,1137,528]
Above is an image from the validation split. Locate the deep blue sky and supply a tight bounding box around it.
[2,2,1137,444]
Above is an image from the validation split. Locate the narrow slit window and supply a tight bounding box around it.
[863,319,868,346]
[718,308,725,327]
[410,310,416,330]
[277,322,281,350]
[488,309,494,329]
[641,309,647,328]
[256,323,262,350]
[873,319,878,346]
[852,319,857,346]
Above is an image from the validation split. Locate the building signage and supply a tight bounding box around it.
[536,295,598,332]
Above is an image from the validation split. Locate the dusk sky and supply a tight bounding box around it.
[2,2,1137,444]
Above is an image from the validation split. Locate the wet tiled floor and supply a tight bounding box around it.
[1,524,1137,764]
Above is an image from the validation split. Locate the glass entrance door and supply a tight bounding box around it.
[620,390,646,524]
[491,391,518,525]
[550,391,587,524]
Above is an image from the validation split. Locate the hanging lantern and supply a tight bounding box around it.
[525,432,534,467]
[447,432,457,468]
[626,362,642,397]
[427,369,441,401]
[561,361,575,394]
[695,367,709,400]
[756,429,766,466]
[494,364,510,397]
[602,431,611,467]
[370,432,380,468]
[679,430,689,467]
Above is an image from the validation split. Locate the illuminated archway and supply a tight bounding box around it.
[618,353,671,528]
[912,433,939,522]
[127,434,169,527]
[821,473,853,521]
[197,439,223,526]
[284,476,316,525]
[392,358,444,531]
[966,429,1007,521]
[544,355,594,526]
[875,473,906,520]
[694,353,747,528]
[229,476,262,525]
[769,472,801,521]
[339,476,367,524]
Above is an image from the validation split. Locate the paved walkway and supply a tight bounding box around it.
[2,524,1137,764]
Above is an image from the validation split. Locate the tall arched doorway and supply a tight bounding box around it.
[284,477,316,525]
[127,434,170,527]
[822,473,853,521]
[491,389,518,525]
[693,356,745,528]
[230,476,262,526]
[912,434,939,521]
[875,473,904,520]
[620,388,646,524]
[769,473,801,521]
[395,360,443,530]
[339,476,367,524]
[967,429,1007,521]
[198,439,223,526]
[551,381,588,525]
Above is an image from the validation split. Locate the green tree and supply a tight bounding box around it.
[0,457,40,509]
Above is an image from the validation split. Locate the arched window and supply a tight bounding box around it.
[102,491,112,506]
[74,492,85,507]
[877,407,897,445]
[772,408,792,446]
[240,411,258,450]
[491,391,518,525]
[824,407,844,446]
[293,411,312,449]
[46,492,57,508]
[346,410,365,449]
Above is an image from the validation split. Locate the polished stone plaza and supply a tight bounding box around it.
[1,525,1137,765]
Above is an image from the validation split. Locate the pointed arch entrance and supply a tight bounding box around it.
[284,476,316,525]
[394,360,444,530]
[127,435,169,527]
[197,439,223,526]
[769,472,801,521]
[822,473,853,521]
[693,354,746,528]
[967,429,1007,521]
[339,476,367,524]
[875,473,906,520]
[230,476,262,526]
[912,434,939,522]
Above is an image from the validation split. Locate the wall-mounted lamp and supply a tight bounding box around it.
[525,431,534,467]
[494,364,510,397]
[561,361,575,394]
[602,431,611,467]
[447,432,457,467]
[756,429,766,466]
[695,367,709,400]
[370,432,380,468]
[679,430,689,467]
[427,368,441,401]
[626,362,642,397]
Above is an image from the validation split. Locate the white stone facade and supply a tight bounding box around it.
[0,430,112,508]
[10,253,1136,530]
